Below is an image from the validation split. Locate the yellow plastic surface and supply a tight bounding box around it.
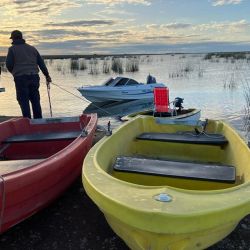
[82,116,250,250]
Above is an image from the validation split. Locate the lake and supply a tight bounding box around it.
[0,53,250,140]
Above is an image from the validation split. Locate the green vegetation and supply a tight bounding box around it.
[102,58,111,74]
[70,59,79,71]
[244,81,250,133]
[89,58,99,75]
[0,62,7,72]
[125,57,139,72]
[223,72,237,89]
[169,61,194,78]
[111,58,123,74]
[204,52,249,60]
[79,58,87,70]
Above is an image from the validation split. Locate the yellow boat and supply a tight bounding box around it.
[82,116,250,250]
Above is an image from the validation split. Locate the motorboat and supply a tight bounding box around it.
[77,76,165,102]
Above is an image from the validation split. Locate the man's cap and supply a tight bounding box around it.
[9,30,23,40]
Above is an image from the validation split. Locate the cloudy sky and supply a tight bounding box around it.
[0,0,249,55]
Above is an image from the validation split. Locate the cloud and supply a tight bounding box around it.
[31,29,95,39]
[85,0,151,6]
[0,0,80,17]
[212,0,243,6]
[194,20,250,32]
[161,23,192,29]
[0,0,249,55]
[146,23,192,31]
[30,29,128,39]
[47,20,117,27]
[144,34,199,41]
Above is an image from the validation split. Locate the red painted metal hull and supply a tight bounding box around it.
[0,114,97,233]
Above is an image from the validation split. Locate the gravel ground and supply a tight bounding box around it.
[0,178,249,250]
[0,116,249,250]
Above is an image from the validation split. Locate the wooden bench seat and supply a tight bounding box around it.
[136,132,228,145]
[3,130,83,143]
[113,156,236,183]
[0,159,43,175]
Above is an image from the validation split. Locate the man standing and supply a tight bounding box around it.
[6,30,52,119]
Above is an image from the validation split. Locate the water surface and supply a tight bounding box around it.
[0,54,249,139]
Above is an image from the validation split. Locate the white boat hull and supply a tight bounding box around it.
[78,83,165,102]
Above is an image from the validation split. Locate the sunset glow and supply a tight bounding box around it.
[0,0,249,55]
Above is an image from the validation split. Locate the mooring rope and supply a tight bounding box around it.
[50,82,116,117]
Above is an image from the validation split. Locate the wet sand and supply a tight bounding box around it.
[0,116,249,249]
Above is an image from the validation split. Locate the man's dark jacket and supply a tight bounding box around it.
[6,39,49,77]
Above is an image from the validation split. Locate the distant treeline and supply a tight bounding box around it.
[204,52,250,60]
[1,51,250,63]
[0,53,158,62]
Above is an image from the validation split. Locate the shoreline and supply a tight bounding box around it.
[0,116,19,122]
[1,51,250,62]
[0,116,249,249]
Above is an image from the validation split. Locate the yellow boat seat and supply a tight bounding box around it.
[113,156,236,183]
[137,132,228,145]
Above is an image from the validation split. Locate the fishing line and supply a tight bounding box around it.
[0,74,124,121]
[51,82,118,118]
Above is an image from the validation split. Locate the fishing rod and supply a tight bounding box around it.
[0,74,124,120]
[46,81,53,117]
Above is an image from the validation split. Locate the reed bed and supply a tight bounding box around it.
[0,62,7,73]
[70,59,79,72]
[204,52,249,61]
[244,80,250,135]
[79,58,87,70]
[169,61,194,78]
[102,58,111,74]
[111,58,123,74]
[125,57,139,72]
[223,72,237,89]
[89,58,99,75]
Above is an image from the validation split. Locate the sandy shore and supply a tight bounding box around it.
[0,116,19,122]
[0,116,249,249]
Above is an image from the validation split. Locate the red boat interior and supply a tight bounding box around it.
[0,116,90,174]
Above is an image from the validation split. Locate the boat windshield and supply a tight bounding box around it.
[125,79,140,86]
[113,78,140,87]
[103,78,114,86]
[102,77,141,87]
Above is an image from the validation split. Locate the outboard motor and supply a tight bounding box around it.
[173,97,184,111]
[147,74,156,84]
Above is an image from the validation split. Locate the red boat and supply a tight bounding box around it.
[0,114,97,233]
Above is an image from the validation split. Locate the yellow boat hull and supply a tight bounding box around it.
[122,108,201,123]
[105,213,237,250]
[82,116,250,250]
